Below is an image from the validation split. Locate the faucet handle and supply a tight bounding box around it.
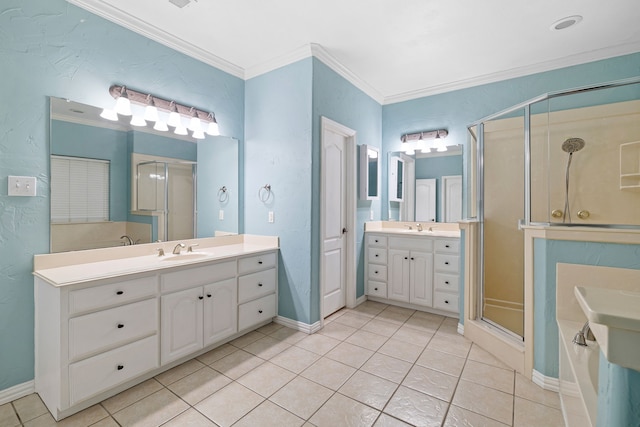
[187,243,199,253]
[156,248,165,257]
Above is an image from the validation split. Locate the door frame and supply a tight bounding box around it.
[319,117,357,322]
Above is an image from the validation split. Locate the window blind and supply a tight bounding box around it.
[51,155,110,223]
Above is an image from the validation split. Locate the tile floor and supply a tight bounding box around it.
[0,301,565,427]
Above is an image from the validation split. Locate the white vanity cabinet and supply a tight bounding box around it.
[433,239,460,313]
[388,237,434,306]
[366,234,388,298]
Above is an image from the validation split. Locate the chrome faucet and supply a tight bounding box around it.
[172,243,186,255]
[416,223,423,232]
[573,321,596,346]
[187,243,199,253]
[120,235,134,246]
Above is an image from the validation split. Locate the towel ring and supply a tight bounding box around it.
[217,186,229,203]
[258,184,272,203]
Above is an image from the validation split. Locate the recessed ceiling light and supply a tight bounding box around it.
[550,15,583,31]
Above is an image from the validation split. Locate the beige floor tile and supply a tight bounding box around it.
[230,330,266,348]
[383,385,448,427]
[242,336,292,360]
[452,380,513,425]
[209,349,265,379]
[411,311,445,322]
[195,382,263,427]
[377,338,424,363]
[402,365,458,402]
[416,348,466,377]
[237,362,296,397]
[514,373,561,409]
[383,305,416,316]
[309,393,379,427]
[256,321,285,335]
[461,360,514,394]
[442,316,459,327]
[514,396,564,427]
[427,334,472,358]
[102,378,164,414]
[361,353,412,384]
[325,342,374,368]
[301,357,356,390]
[234,400,304,427]
[196,343,238,365]
[167,366,232,405]
[361,319,401,337]
[345,329,389,351]
[391,325,434,347]
[155,358,206,386]
[324,309,346,322]
[270,376,333,420]
[318,321,358,341]
[332,312,372,329]
[161,408,216,426]
[269,345,321,374]
[349,300,388,317]
[113,388,189,427]
[444,405,510,427]
[468,344,511,370]
[294,334,341,355]
[338,370,398,410]
[403,313,443,332]
[13,394,48,423]
[375,307,413,325]
[23,413,58,427]
[373,413,413,426]
[55,404,109,426]
[90,417,120,427]
[269,327,308,344]
[0,403,20,427]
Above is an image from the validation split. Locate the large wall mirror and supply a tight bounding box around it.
[50,97,240,253]
[387,146,463,223]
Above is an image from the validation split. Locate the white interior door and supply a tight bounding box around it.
[442,175,462,222]
[415,178,436,222]
[321,118,356,319]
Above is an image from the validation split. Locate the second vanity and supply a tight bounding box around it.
[33,234,278,421]
[365,221,460,316]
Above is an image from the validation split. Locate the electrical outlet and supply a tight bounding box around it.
[219,209,224,220]
[8,176,37,197]
[268,211,274,223]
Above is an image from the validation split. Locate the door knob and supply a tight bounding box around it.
[342,227,348,234]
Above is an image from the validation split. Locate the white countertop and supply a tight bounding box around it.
[364,221,460,238]
[575,286,640,331]
[34,235,279,287]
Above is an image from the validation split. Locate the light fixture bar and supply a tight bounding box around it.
[400,129,448,143]
[108,84,218,125]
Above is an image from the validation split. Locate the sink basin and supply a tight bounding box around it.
[161,252,210,262]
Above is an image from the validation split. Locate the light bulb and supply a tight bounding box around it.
[168,111,181,128]
[114,96,132,116]
[174,125,188,136]
[130,116,146,127]
[100,109,118,121]
[415,139,426,152]
[206,121,220,136]
[188,116,202,132]
[153,120,168,132]
[192,129,205,140]
[435,138,448,152]
[144,105,159,122]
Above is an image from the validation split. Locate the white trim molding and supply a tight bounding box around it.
[457,322,464,335]
[532,369,560,392]
[0,380,35,405]
[275,316,322,335]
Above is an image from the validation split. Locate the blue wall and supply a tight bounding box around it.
[0,0,244,391]
[597,353,640,427]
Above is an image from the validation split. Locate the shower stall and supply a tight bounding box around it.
[468,77,640,339]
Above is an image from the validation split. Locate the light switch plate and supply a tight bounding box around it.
[268,211,274,223]
[8,176,37,196]
[219,209,224,220]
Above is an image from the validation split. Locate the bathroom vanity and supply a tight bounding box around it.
[33,234,278,421]
[365,222,460,315]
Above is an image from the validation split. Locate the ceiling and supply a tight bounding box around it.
[69,0,640,104]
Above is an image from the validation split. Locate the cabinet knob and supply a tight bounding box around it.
[445,281,450,285]
[445,245,450,248]
[375,271,378,274]
[117,365,124,370]
[374,287,378,291]
[404,257,408,260]
[258,260,263,265]
[375,239,379,243]
[258,282,263,287]
[444,261,449,265]
[207,293,212,298]
[411,257,414,260]
[258,309,263,314]
[198,296,204,300]
[375,254,379,257]
[116,290,124,295]
[117,323,124,329]
[445,300,449,304]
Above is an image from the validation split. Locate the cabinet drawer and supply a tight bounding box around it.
[368,247,387,264]
[388,237,434,251]
[238,252,277,275]
[161,261,236,293]
[238,294,276,331]
[435,239,459,254]
[434,254,459,273]
[368,264,387,281]
[433,291,458,313]
[434,273,459,292]
[367,281,387,298]
[239,268,276,303]
[69,276,157,315]
[69,298,157,361]
[69,335,158,405]
[367,235,387,247]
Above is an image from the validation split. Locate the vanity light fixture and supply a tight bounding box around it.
[401,129,448,153]
[102,84,221,139]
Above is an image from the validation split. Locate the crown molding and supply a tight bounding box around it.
[244,44,313,80]
[67,0,244,79]
[383,42,640,105]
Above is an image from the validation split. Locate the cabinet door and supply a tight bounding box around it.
[410,250,433,306]
[161,287,203,364]
[388,249,410,302]
[203,279,237,346]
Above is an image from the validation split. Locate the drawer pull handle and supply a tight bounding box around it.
[258,261,263,265]
[117,365,124,370]
[207,293,212,298]
[258,282,263,287]
[445,300,449,304]
[116,291,124,295]
[444,262,449,265]
[198,296,204,300]
[117,323,124,329]
[258,309,263,314]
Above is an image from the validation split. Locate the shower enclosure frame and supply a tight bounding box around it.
[468,76,640,340]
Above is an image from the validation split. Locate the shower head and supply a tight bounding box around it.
[562,138,585,154]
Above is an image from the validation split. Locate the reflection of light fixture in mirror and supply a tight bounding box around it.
[130,115,146,127]
[188,107,202,132]
[174,124,188,136]
[167,101,181,128]
[415,137,426,152]
[153,120,169,132]
[192,129,205,140]
[100,108,118,121]
[401,128,447,154]
[114,86,132,116]
[434,131,447,152]
[143,94,159,122]
[206,113,220,136]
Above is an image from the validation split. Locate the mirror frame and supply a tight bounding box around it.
[359,144,380,200]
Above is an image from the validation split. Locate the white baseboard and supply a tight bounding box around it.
[532,369,560,392]
[354,295,367,306]
[457,323,464,335]
[275,316,322,334]
[0,380,35,405]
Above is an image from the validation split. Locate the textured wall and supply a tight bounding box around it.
[0,0,243,391]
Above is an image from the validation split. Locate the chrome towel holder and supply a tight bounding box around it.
[259,184,272,203]
[217,186,229,203]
